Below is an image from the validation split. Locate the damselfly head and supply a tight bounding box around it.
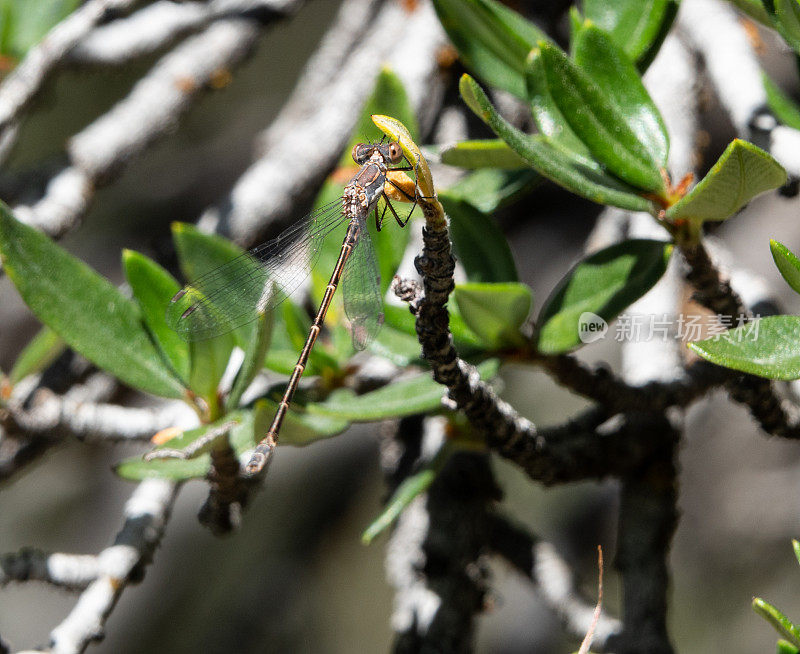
[351,141,404,165]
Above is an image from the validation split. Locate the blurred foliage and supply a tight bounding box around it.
[0,0,81,60]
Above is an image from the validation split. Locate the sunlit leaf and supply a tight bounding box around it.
[0,204,185,398]
[688,315,800,380]
[536,239,672,353]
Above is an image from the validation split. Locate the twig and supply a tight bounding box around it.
[536,354,725,414]
[488,513,621,651]
[11,3,298,240]
[68,0,298,66]
[387,417,499,652]
[48,479,178,654]
[606,415,679,654]
[679,241,749,320]
[5,385,194,443]
[0,548,99,591]
[0,0,139,149]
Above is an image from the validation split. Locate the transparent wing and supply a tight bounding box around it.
[341,222,383,351]
[166,198,347,341]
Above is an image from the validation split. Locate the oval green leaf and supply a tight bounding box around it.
[443,168,540,213]
[537,42,666,193]
[459,74,655,212]
[123,250,191,384]
[581,0,679,68]
[666,139,787,226]
[572,23,669,165]
[440,139,528,170]
[440,195,518,283]
[536,239,673,353]
[226,306,273,411]
[432,0,548,98]
[688,315,800,381]
[307,358,500,421]
[454,282,532,348]
[9,326,64,385]
[0,204,185,398]
[771,240,800,296]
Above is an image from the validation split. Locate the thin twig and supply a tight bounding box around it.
[48,479,178,654]
[488,513,621,651]
[68,0,298,66]
[0,548,99,591]
[0,0,140,150]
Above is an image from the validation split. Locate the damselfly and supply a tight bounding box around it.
[166,140,417,473]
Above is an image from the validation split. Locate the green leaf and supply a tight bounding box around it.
[454,283,532,348]
[444,168,540,214]
[171,222,254,347]
[368,324,424,367]
[771,240,800,295]
[581,0,679,68]
[688,315,800,380]
[753,597,800,647]
[535,43,666,192]
[793,538,800,566]
[440,195,518,283]
[536,239,673,353]
[0,0,81,58]
[361,445,451,544]
[8,326,64,385]
[252,398,348,447]
[226,307,273,411]
[115,411,254,481]
[307,359,501,421]
[666,140,787,228]
[189,335,234,418]
[0,203,185,398]
[572,24,669,165]
[768,0,800,53]
[432,0,548,98]
[459,74,656,212]
[763,73,800,130]
[525,45,596,165]
[777,639,800,654]
[123,250,191,384]
[440,139,528,170]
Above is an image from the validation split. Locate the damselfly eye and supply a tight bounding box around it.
[352,144,368,164]
[388,142,403,163]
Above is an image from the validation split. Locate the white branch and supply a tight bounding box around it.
[0,0,139,139]
[11,2,298,238]
[69,0,298,65]
[0,549,99,591]
[4,372,196,442]
[678,0,765,135]
[48,479,178,654]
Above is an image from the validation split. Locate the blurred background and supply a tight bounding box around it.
[2,0,800,652]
